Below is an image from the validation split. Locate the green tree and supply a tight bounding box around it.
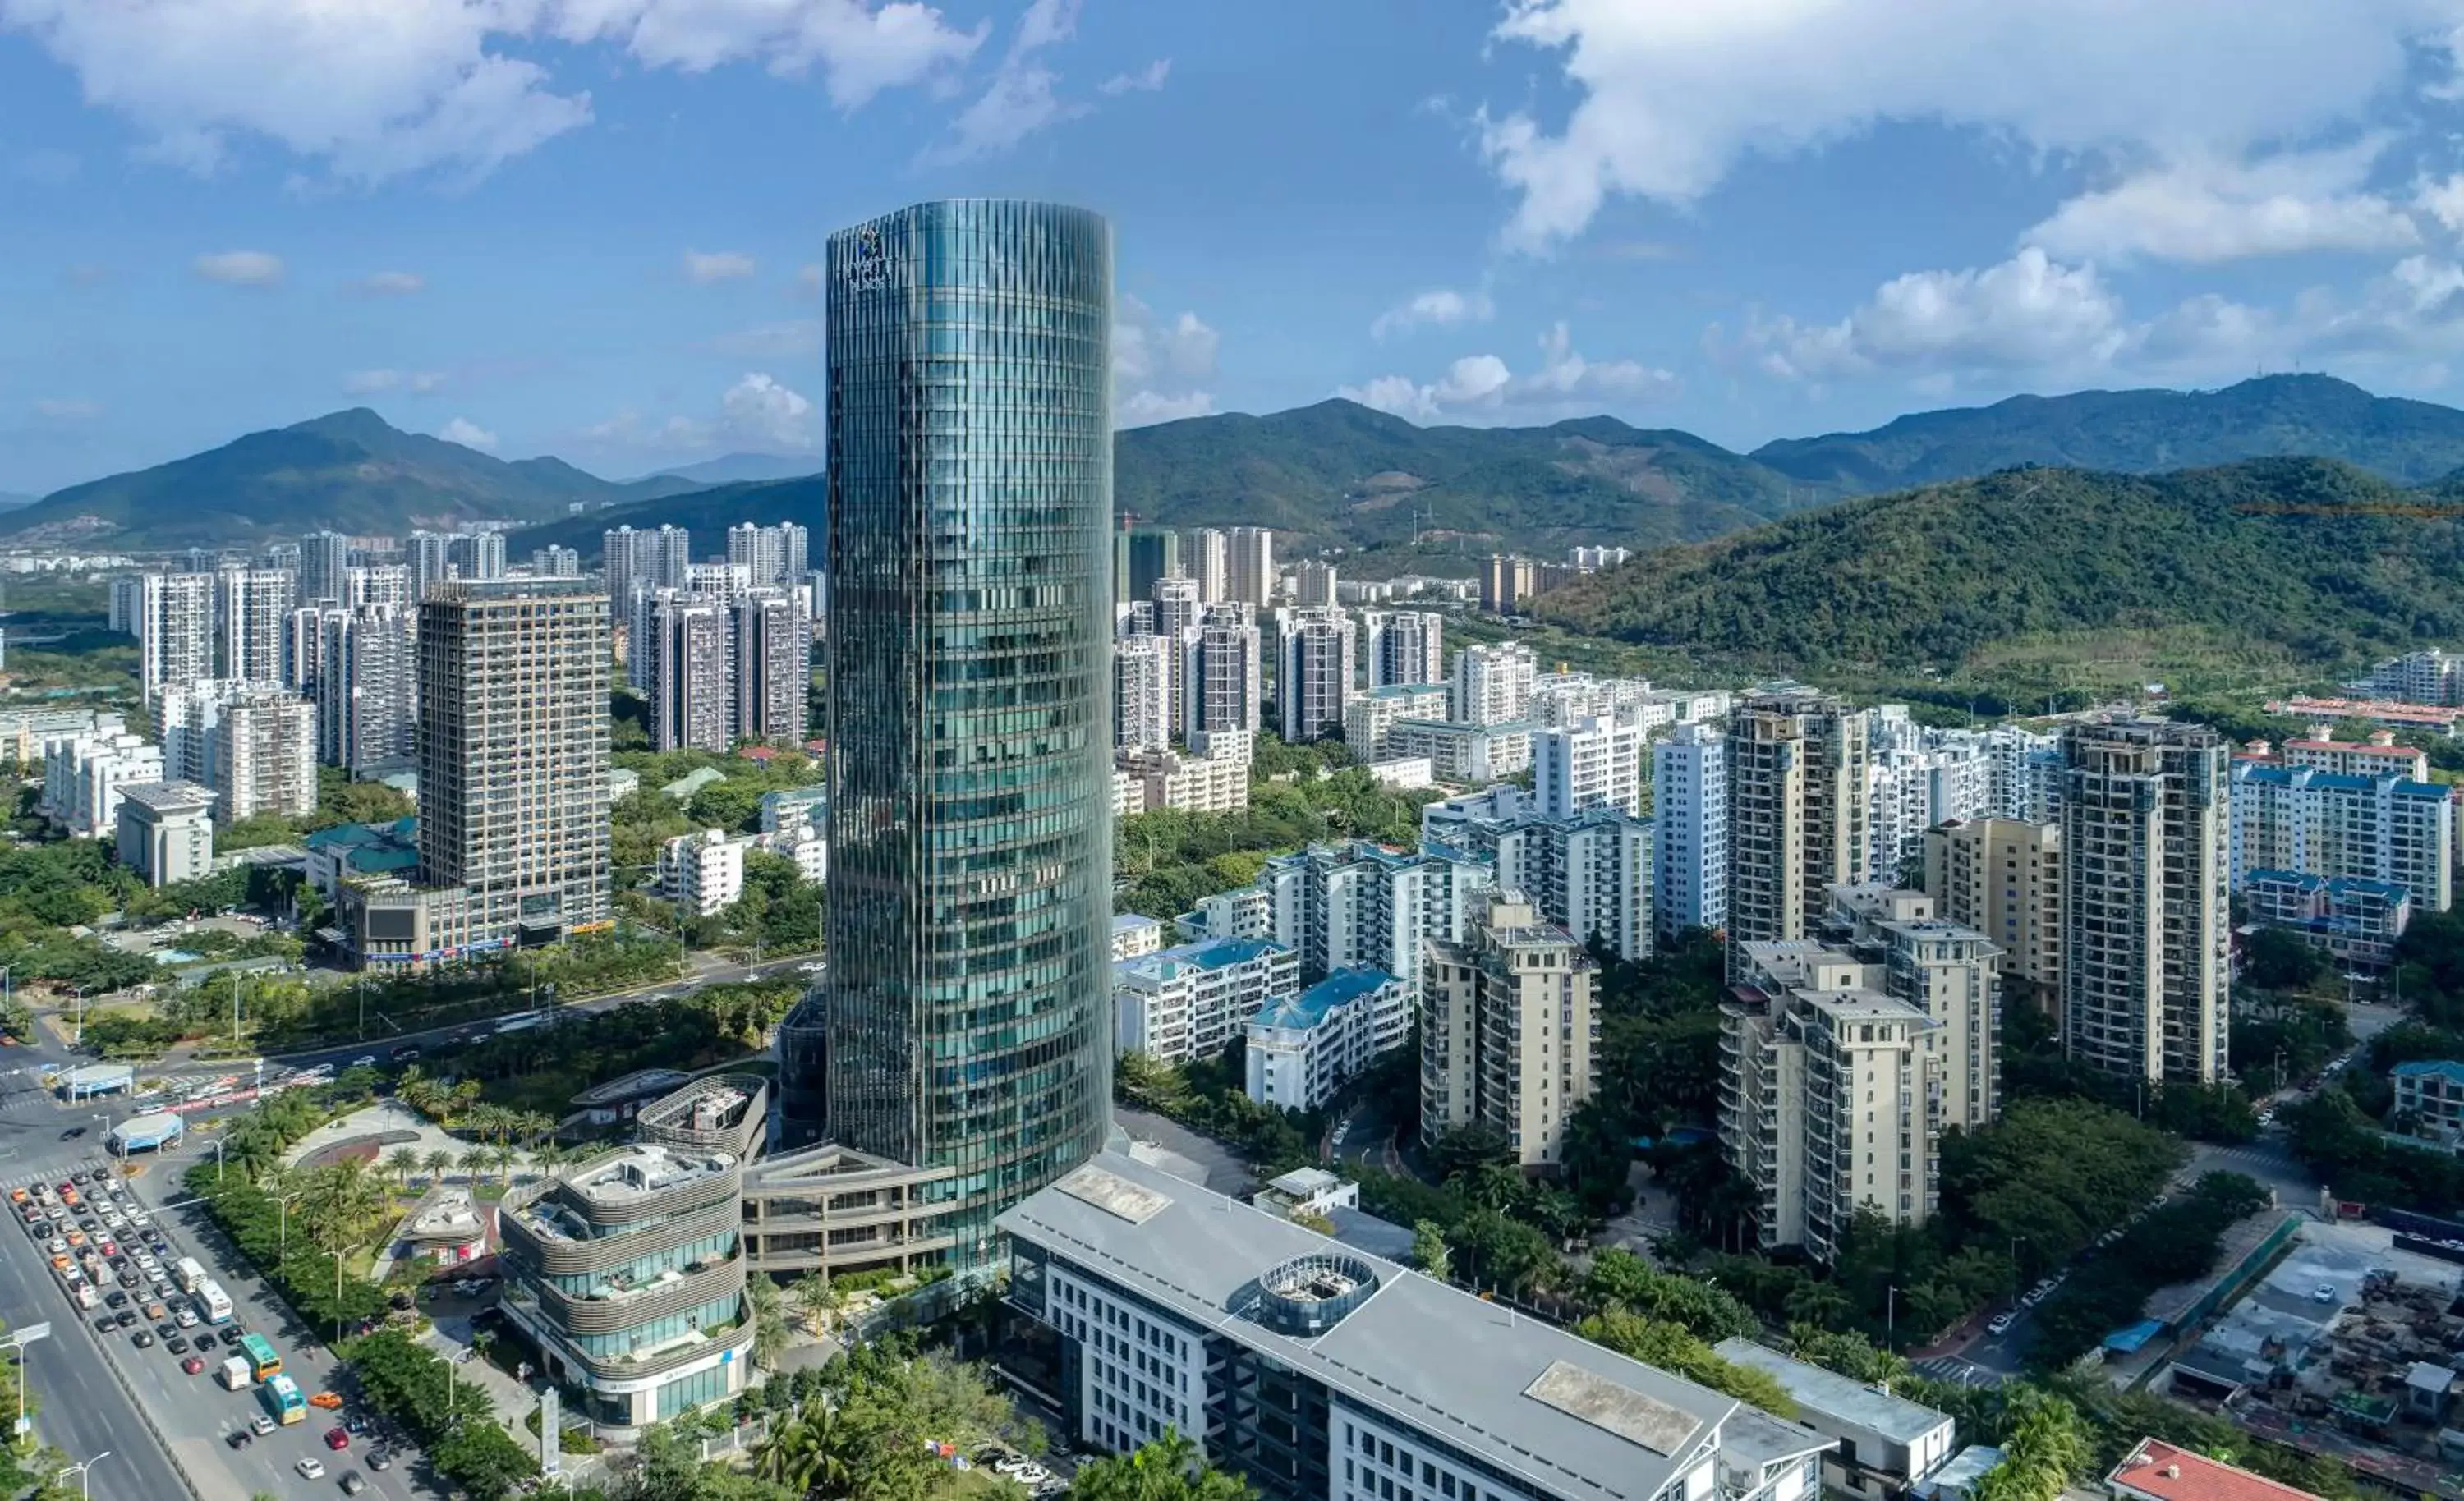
[1574,1306,1795,1416]
[1409,1219,1452,1280]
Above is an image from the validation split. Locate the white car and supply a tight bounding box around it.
[175,1308,198,1328]
[351,1056,376,1069]
[1988,1313,2015,1336]
[296,1457,326,1480]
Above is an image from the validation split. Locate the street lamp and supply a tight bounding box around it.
[0,1323,51,1439]
[90,1114,109,1160]
[53,1451,108,1500]
[68,989,85,1047]
[277,1190,305,1256]
[207,1137,228,1185]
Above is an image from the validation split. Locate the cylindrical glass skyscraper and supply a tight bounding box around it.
[803,200,1114,1268]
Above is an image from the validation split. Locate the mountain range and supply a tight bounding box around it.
[16,373,2464,558]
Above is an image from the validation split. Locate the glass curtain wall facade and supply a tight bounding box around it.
[810,200,1115,1268]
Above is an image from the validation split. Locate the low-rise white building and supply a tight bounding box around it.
[1111,913,1164,961]
[657,829,749,916]
[1117,744,1250,815]
[1388,718,1533,784]
[41,715,164,838]
[1714,1339,1956,1496]
[114,781,216,888]
[1344,682,1450,764]
[1243,967,1406,1110]
[1113,937,1299,1065]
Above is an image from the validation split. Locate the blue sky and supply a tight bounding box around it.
[11,1,2464,494]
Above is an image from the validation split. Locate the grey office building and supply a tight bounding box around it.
[803,200,1115,1268]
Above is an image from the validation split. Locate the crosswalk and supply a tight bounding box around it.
[1913,1356,1999,1388]
[0,1157,117,1195]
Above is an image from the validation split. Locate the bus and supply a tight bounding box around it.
[172,1256,205,1293]
[238,1333,282,1382]
[195,1279,232,1324]
[261,1373,306,1425]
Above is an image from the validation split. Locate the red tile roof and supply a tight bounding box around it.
[2107,1439,2322,1501]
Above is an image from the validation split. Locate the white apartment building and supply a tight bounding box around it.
[1451,641,1537,727]
[1421,891,1599,1169]
[159,682,318,822]
[1227,526,1275,607]
[1341,682,1450,764]
[1186,527,1229,604]
[1362,609,1443,689]
[1277,606,1357,743]
[1387,718,1533,784]
[1426,800,1656,965]
[657,829,749,916]
[1253,841,1480,1020]
[1654,723,1728,939]
[214,567,297,683]
[1527,672,1657,730]
[1113,937,1299,1065]
[1117,743,1250,815]
[346,564,411,608]
[1534,713,1645,819]
[1292,562,1339,608]
[1184,604,1262,745]
[2361,647,2464,706]
[1245,969,1408,1111]
[317,603,419,774]
[1979,725,2062,823]
[2231,762,2453,912]
[2280,728,2429,780]
[41,717,165,838]
[1826,885,2002,1134]
[136,571,214,701]
[647,592,733,754]
[2062,719,2230,1083]
[1114,634,1174,750]
[725,522,808,590]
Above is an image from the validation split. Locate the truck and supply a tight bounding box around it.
[494,1011,547,1035]
[172,1256,205,1294]
[219,1356,251,1390]
[196,1279,232,1324]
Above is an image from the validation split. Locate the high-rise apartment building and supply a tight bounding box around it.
[416,578,612,948]
[448,531,505,583]
[299,530,352,606]
[1115,526,1180,608]
[1653,723,1728,939]
[605,524,692,603]
[136,572,214,702]
[1421,891,1599,1170]
[214,567,296,683]
[1452,640,1537,726]
[1227,526,1275,607]
[284,603,346,696]
[804,200,1114,1265]
[1923,818,2062,1007]
[1150,576,1202,739]
[733,589,807,746]
[1342,682,1452,764]
[1533,713,1646,819]
[1185,604,1262,749]
[346,564,411,608]
[1292,561,1338,608]
[1276,606,1356,742]
[727,522,809,590]
[1426,800,1656,964]
[1114,634,1174,750]
[2229,761,2453,912]
[1187,527,1228,603]
[319,604,419,773]
[407,531,455,602]
[1726,692,1869,965]
[159,682,318,822]
[531,545,582,578]
[1825,885,2002,1136]
[1363,609,1444,690]
[647,592,732,753]
[2059,719,2229,1083]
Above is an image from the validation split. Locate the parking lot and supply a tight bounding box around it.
[3,1154,427,1499]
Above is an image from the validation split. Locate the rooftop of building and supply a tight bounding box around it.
[1394,716,1536,736]
[1800,986,1934,1027]
[304,815,419,853]
[1265,1167,1345,1199]
[1112,913,1161,934]
[117,780,215,813]
[538,1143,731,1223]
[2392,1059,2464,1084]
[407,1188,484,1241]
[1251,968,1395,1031]
[2229,763,2447,796]
[1710,1339,1951,1445]
[2106,1437,2325,1501]
[1364,682,1451,700]
[1116,936,1289,981]
[999,1151,1739,1501]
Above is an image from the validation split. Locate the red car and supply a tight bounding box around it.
[324,1427,350,1451]
[180,1356,205,1375]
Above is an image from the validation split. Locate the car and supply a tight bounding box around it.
[296,1457,326,1480]
[2314,1283,2338,1304]
[365,1452,391,1471]
[181,1356,205,1375]
[113,1311,136,1329]
[390,1046,421,1062]
[251,1416,276,1437]
[92,1315,115,1333]
[131,1331,153,1348]
[103,1290,126,1307]
[350,1056,375,1069]
[340,1475,366,1496]
[225,1430,252,1451]
[324,1426,350,1450]
[166,1335,189,1354]
[193,1329,219,1349]
[175,1308,197,1328]
[154,1323,175,1339]
[310,1390,345,1411]
[9,1189,26,1205]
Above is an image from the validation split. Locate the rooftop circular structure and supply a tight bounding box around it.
[110,1111,186,1153]
[1253,1251,1381,1338]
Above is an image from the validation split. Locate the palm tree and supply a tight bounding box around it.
[457,1148,488,1186]
[490,1145,518,1186]
[744,1274,790,1371]
[382,1147,421,1190]
[395,1065,437,1118]
[791,1269,835,1334]
[754,1404,859,1499]
[421,1148,453,1185]
[517,1110,559,1149]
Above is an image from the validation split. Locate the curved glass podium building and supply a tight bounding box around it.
[802,200,1115,1268]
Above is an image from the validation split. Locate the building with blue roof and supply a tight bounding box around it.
[1113,937,1299,1066]
[2393,1058,2464,1145]
[303,816,421,899]
[2242,867,2413,969]
[1245,968,1408,1110]
[2229,761,2453,913]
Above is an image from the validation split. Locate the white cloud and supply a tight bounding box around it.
[32,398,99,422]
[684,250,757,284]
[1371,288,1496,339]
[924,0,1085,163]
[438,416,499,451]
[1114,295,1218,427]
[794,263,825,296]
[706,320,824,360]
[1733,248,2131,382]
[352,270,426,296]
[720,373,816,450]
[193,250,284,287]
[2419,172,2464,236]
[0,0,980,181]
[1478,0,2464,250]
[1340,323,1676,422]
[342,370,447,396]
[1099,58,1169,95]
[2026,143,2420,264]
